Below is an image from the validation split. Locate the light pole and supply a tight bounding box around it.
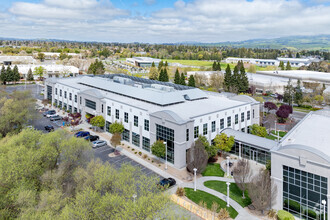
[226,182,231,207]
[226,156,230,177]
[132,194,137,203]
[93,110,96,132]
[193,168,197,191]
[322,200,326,220]
[163,141,167,170]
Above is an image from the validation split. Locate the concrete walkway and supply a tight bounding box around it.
[177,176,261,220]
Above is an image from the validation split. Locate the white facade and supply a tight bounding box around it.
[44,74,260,169]
[225,57,317,67]
[126,57,161,67]
[8,64,79,78]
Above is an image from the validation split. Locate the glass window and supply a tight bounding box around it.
[80,97,81,104]
[74,107,77,113]
[144,119,149,131]
[227,116,231,127]
[132,132,140,147]
[85,99,96,110]
[186,129,189,141]
[60,89,62,97]
[107,106,111,116]
[134,116,138,127]
[101,104,103,113]
[220,118,224,129]
[156,124,174,164]
[194,126,199,138]
[75,95,77,103]
[124,112,128,123]
[64,91,67,98]
[247,111,250,120]
[122,129,130,141]
[69,105,72,113]
[203,123,208,135]
[142,137,150,152]
[55,88,57,95]
[69,93,72,100]
[253,109,255,118]
[115,109,119,119]
[241,112,244,122]
[235,114,238,124]
[105,121,111,132]
[211,121,216,132]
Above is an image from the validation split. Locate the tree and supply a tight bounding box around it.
[313,95,324,105]
[37,52,45,61]
[109,121,124,134]
[212,61,217,71]
[110,132,121,150]
[248,64,256,73]
[279,61,285,70]
[286,61,292,70]
[159,68,168,82]
[213,133,235,153]
[158,60,164,71]
[248,170,277,214]
[233,159,252,199]
[174,68,180,84]
[12,65,20,84]
[151,140,166,160]
[250,124,267,137]
[6,66,13,82]
[217,62,221,71]
[209,73,223,90]
[88,59,105,75]
[264,102,278,113]
[188,75,195,87]
[231,65,240,93]
[238,65,249,93]
[283,79,294,105]
[224,64,232,92]
[179,73,186,85]
[90,115,105,129]
[294,79,303,106]
[296,52,300,58]
[27,68,34,81]
[148,63,158,80]
[0,65,7,85]
[198,135,217,158]
[276,105,291,123]
[186,139,208,174]
[33,66,45,80]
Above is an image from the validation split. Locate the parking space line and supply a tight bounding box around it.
[97,148,113,153]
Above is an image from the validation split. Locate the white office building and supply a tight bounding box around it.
[225,57,319,67]
[126,57,161,67]
[44,74,260,169]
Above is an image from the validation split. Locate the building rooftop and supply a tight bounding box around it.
[221,128,278,150]
[0,56,35,63]
[127,57,161,63]
[256,70,330,83]
[276,110,330,162]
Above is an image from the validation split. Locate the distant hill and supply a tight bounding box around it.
[180,35,330,51]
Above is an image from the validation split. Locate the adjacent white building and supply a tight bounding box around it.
[225,57,319,67]
[44,74,260,169]
[0,56,36,65]
[126,57,161,67]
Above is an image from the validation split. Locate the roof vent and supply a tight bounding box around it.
[183,94,191,100]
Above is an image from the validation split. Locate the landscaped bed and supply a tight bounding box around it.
[184,187,238,219]
[204,180,251,207]
[201,163,225,177]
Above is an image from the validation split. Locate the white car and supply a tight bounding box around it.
[46,113,58,118]
[92,140,107,148]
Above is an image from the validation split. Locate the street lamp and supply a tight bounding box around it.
[322,200,326,220]
[163,141,167,170]
[193,168,197,191]
[93,110,97,132]
[226,182,231,207]
[226,156,230,177]
[132,194,137,203]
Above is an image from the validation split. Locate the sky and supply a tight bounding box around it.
[0,0,329,43]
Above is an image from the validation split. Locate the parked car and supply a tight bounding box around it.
[85,135,99,142]
[157,178,176,188]
[43,110,56,117]
[75,131,90,138]
[46,112,58,118]
[50,115,62,121]
[44,125,54,132]
[92,140,107,148]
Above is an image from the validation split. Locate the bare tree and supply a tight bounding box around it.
[194,73,208,87]
[110,132,121,153]
[186,139,208,174]
[233,159,252,199]
[209,73,224,89]
[248,170,277,214]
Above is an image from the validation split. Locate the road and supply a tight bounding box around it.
[291,110,308,121]
[1,83,44,100]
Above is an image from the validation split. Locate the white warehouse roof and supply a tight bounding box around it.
[256,70,330,83]
[9,64,79,75]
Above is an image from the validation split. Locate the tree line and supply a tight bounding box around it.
[224,61,249,93]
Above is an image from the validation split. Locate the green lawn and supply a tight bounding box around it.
[266,134,278,140]
[163,59,214,67]
[184,188,238,219]
[202,163,225,177]
[271,130,287,137]
[204,181,251,208]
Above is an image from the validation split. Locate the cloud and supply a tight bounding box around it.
[144,0,156,5]
[1,0,330,43]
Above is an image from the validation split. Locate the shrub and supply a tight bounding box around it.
[175,187,185,197]
[148,158,150,160]
[304,209,317,219]
[152,160,154,163]
[138,152,142,156]
[284,199,300,213]
[267,209,277,219]
[134,152,137,154]
[132,149,135,151]
[218,208,230,220]
[127,146,130,148]
[143,154,148,159]
[277,210,294,220]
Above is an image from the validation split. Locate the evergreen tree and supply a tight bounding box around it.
[239,65,249,93]
[158,69,164,81]
[6,66,14,83]
[13,65,20,83]
[279,61,285,70]
[232,65,240,93]
[212,61,217,71]
[158,61,163,71]
[163,68,169,82]
[296,52,300,58]
[188,75,195,87]
[174,68,180,84]
[180,73,186,85]
[165,61,168,68]
[88,59,105,75]
[224,64,232,92]
[294,79,303,106]
[27,68,34,81]
[283,79,294,105]
[286,61,292,70]
[0,65,7,85]
[151,62,155,68]
[217,62,221,71]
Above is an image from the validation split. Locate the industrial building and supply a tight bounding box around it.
[44,74,260,169]
[0,56,36,65]
[126,57,161,67]
[225,57,319,67]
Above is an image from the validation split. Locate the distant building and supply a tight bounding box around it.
[0,56,36,65]
[33,52,82,60]
[126,57,161,67]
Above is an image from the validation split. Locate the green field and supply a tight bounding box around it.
[204,181,252,207]
[201,163,225,177]
[162,59,214,67]
[184,188,238,218]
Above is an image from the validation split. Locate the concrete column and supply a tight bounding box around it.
[239,142,242,159]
